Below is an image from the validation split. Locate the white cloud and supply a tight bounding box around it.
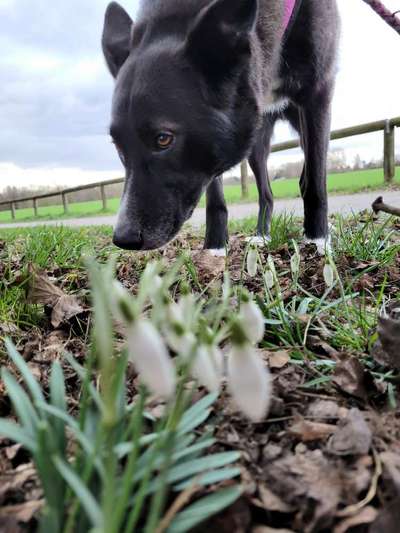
[1,0,399,189]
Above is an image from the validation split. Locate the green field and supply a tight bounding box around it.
[1,167,399,224]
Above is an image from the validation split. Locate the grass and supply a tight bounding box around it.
[1,167,399,224]
[1,211,399,529]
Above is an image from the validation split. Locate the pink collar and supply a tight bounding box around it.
[283,0,297,31]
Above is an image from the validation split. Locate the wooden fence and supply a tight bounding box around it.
[1,116,399,220]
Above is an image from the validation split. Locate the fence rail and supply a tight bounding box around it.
[1,116,399,220]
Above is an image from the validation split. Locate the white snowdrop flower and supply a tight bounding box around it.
[128,320,176,399]
[241,300,265,344]
[247,247,258,277]
[264,270,274,289]
[290,252,300,276]
[323,263,335,289]
[165,329,195,356]
[267,255,277,276]
[190,345,222,392]
[227,343,272,422]
[111,280,135,324]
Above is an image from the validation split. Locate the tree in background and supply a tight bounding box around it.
[361,0,400,34]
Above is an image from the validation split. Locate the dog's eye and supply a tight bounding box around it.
[156,132,174,150]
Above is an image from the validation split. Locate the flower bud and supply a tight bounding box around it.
[323,263,334,289]
[227,344,272,422]
[247,247,258,277]
[190,345,223,392]
[240,300,265,344]
[128,320,176,399]
[264,270,274,289]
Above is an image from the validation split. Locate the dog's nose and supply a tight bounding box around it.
[113,229,144,250]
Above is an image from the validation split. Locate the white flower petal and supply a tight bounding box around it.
[264,270,274,289]
[227,344,272,422]
[323,263,335,288]
[191,346,221,392]
[247,248,258,277]
[128,320,176,399]
[164,330,195,356]
[241,301,265,344]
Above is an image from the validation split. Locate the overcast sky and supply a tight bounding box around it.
[0,0,399,191]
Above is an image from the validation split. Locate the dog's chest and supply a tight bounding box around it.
[264,78,289,114]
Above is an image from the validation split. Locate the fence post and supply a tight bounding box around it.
[384,120,395,183]
[11,201,16,220]
[33,198,38,217]
[62,193,68,214]
[240,160,249,199]
[100,184,107,210]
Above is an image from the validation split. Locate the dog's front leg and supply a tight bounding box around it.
[299,84,334,252]
[247,114,277,244]
[204,176,228,255]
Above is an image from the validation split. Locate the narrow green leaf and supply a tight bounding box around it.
[178,392,217,434]
[0,419,37,452]
[173,467,241,491]
[53,456,103,527]
[178,409,211,436]
[167,486,243,533]
[50,362,67,412]
[147,452,241,493]
[5,338,45,404]
[2,369,38,436]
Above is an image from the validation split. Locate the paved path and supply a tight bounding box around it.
[1,189,399,230]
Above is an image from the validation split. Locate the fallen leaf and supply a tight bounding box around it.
[333,506,378,533]
[307,400,341,420]
[288,418,336,442]
[307,334,339,357]
[372,302,400,370]
[267,350,290,369]
[332,356,367,400]
[251,526,294,533]
[192,250,225,279]
[265,448,341,532]
[328,408,372,456]
[369,497,400,533]
[256,484,293,513]
[26,266,84,328]
[0,499,43,523]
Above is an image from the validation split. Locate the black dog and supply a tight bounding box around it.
[102,0,340,253]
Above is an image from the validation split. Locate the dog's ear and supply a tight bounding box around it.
[186,0,258,78]
[102,2,133,78]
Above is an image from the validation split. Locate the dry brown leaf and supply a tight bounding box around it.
[333,506,378,533]
[372,302,400,370]
[192,250,225,279]
[332,356,367,400]
[288,418,336,442]
[0,499,43,523]
[328,408,372,456]
[26,266,83,328]
[369,497,400,533]
[256,484,294,513]
[267,350,290,369]
[266,448,341,532]
[251,526,294,533]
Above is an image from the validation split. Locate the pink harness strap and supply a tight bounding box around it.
[283,0,297,31]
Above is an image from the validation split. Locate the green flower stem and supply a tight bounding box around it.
[111,388,146,533]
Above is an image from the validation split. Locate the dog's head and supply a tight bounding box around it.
[102,0,259,250]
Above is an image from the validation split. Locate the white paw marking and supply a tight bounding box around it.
[245,235,271,247]
[207,249,227,257]
[304,235,332,256]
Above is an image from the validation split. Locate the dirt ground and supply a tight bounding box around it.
[0,216,400,533]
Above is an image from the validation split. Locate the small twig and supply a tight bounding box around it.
[155,480,199,533]
[336,449,382,518]
[372,196,400,217]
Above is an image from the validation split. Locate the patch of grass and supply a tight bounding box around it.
[1,167,399,224]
